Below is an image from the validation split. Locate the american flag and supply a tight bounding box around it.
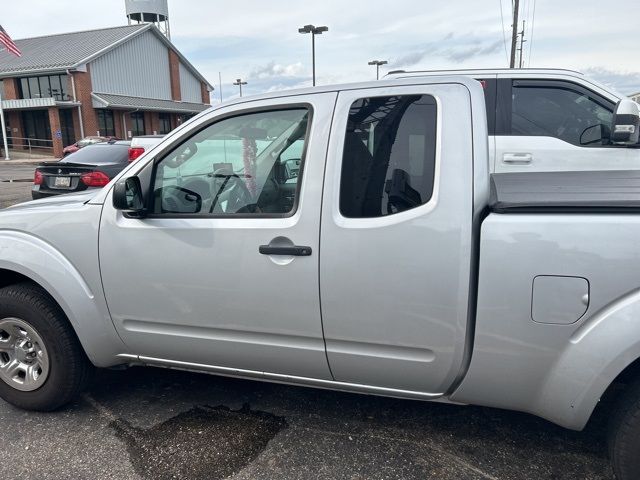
[0,25,21,57]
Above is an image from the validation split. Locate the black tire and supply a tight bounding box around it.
[608,378,640,480]
[0,282,93,411]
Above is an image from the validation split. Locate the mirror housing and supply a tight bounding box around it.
[612,98,640,145]
[113,176,146,217]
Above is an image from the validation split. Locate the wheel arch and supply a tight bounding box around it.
[533,289,640,430]
[0,231,127,367]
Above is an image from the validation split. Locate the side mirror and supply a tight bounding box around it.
[113,176,146,217]
[580,124,605,146]
[612,98,640,145]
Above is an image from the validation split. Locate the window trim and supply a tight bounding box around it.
[503,79,620,148]
[337,93,440,220]
[144,103,314,220]
[478,78,497,135]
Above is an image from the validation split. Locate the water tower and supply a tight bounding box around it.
[125,0,170,39]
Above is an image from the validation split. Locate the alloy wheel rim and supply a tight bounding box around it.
[0,318,49,392]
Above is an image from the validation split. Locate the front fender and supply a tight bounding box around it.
[0,230,127,367]
[535,289,640,429]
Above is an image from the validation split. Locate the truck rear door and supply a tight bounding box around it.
[320,82,477,394]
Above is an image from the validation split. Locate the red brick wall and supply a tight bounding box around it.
[3,78,18,100]
[201,82,210,104]
[168,50,181,101]
[71,108,82,142]
[72,66,99,137]
[149,112,160,135]
[6,111,23,147]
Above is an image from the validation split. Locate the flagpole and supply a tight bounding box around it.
[0,89,9,160]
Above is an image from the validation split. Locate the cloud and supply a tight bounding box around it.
[389,34,504,68]
[390,51,427,69]
[249,61,305,80]
[582,67,640,95]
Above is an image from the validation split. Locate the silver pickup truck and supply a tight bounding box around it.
[1,76,640,479]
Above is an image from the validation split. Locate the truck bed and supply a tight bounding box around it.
[490,170,640,213]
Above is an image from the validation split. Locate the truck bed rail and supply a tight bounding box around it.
[490,171,640,213]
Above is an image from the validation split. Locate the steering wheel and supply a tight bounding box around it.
[209,167,254,214]
[161,185,202,214]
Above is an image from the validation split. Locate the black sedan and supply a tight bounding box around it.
[32,141,131,199]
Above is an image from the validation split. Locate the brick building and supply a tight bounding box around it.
[0,24,212,157]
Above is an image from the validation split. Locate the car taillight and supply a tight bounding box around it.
[128,147,145,162]
[34,170,43,185]
[81,171,110,187]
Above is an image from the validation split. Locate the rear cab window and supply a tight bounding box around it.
[339,95,437,218]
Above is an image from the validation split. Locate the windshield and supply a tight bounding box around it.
[61,144,129,165]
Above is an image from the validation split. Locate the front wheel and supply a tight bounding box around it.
[0,283,93,411]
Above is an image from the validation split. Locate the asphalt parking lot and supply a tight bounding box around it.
[0,162,617,480]
[0,163,35,208]
[0,368,618,480]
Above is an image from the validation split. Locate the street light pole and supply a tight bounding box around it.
[368,60,388,80]
[233,78,247,97]
[298,24,328,86]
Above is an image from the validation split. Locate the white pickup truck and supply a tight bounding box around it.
[1,76,640,479]
[388,68,640,172]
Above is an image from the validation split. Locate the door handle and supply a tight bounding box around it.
[259,245,312,256]
[503,153,533,164]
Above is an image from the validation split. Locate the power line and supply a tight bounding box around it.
[527,0,537,66]
[499,0,510,65]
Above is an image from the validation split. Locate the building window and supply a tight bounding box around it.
[158,113,171,134]
[97,110,115,137]
[18,74,69,101]
[130,112,145,137]
[339,95,438,218]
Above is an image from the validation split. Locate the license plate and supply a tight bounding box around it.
[54,176,71,188]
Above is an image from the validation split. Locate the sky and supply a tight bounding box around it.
[3,0,640,102]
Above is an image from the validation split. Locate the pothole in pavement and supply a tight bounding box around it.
[111,404,287,480]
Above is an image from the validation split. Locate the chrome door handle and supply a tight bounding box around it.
[503,153,533,164]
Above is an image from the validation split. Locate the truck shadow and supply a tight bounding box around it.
[86,367,614,480]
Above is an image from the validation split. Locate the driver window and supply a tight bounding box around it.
[511,83,614,147]
[151,108,310,216]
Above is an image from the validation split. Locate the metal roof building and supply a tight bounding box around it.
[0,24,213,157]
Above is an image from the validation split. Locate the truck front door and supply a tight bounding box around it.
[494,78,639,172]
[99,93,337,380]
[320,83,476,395]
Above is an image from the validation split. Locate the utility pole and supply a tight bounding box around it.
[509,0,520,68]
[233,78,247,97]
[219,72,223,103]
[368,60,388,80]
[298,24,329,86]
[517,20,527,68]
